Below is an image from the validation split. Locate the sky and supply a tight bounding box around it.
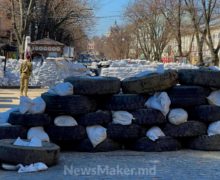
[88,0,134,37]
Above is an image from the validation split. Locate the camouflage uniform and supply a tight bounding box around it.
[20,60,32,96]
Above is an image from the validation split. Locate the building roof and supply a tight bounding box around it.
[29,38,64,46]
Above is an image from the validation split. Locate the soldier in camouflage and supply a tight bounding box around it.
[20,55,32,96]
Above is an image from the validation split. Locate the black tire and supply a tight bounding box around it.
[41,93,97,115]
[121,70,178,94]
[132,108,166,126]
[107,124,145,142]
[77,110,112,126]
[130,136,181,152]
[163,121,207,137]
[8,112,51,127]
[64,76,121,95]
[0,139,60,166]
[100,94,148,111]
[0,125,27,139]
[178,69,220,88]
[76,138,121,152]
[167,86,208,108]
[45,125,86,141]
[194,105,220,123]
[188,135,220,151]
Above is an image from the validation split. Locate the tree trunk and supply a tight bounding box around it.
[197,43,203,65]
[177,40,183,57]
[18,42,25,59]
[211,51,219,66]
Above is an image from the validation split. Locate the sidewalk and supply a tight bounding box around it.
[0,88,47,112]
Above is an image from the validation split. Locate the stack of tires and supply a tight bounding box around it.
[177,69,220,151]
[6,68,220,154]
[41,71,182,152]
[42,76,123,152]
[0,112,60,166]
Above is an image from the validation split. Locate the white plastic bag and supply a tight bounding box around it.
[168,108,188,125]
[18,162,48,173]
[19,96,32,114]
[29,97,46,114]
[27,127,50,142]
[146,126,165,141]
[0,107,18,124]
[208,121,220,136]
[145,92,171,116]
[112,111,133,125]
[207,90,220,106]
[48,82,73,96]
[86,125,107,147]
[54,116,78,127]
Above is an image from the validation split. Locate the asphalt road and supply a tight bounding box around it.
[1,150,220,180]
[1,89,220,180]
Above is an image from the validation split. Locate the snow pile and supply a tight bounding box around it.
[100,59,197,80]
[0,58,91,87]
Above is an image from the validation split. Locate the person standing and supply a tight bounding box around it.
[20,55,32,96]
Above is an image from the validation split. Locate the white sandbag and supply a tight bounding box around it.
[208,121,220,136]
[18,162,48,173]
[207,90,220,106]
[112,111,133,125]
[168,108,188,125]
[27,127,50,142]
[28,137,42,147]
[146,126,165,141]
[48,82,73,96]
[54,116,78,127]
[0,107,18,124]
[86,125,107,148]
[13,137,42,147]
[29,97,46,114]
[19,96,32,114]
[145,92,171,116]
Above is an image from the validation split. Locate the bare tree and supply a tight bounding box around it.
[125,0,171,61]
[33,0,94,44]
[97,24,132,60]
[185,0,220,65]
[184,0,207,64]
[160,0,184,57]
[201,0,220,65]
[9,0,34,58]
[1,0,94,57]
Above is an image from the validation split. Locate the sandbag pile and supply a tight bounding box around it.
[4,68,220,153]
[0,58,91,87]
[100,60,197,80]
